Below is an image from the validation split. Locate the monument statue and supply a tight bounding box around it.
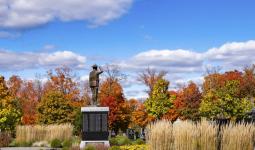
[81,64,109,148]
[89,64,103,106]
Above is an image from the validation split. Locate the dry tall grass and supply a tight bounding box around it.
[146,120,174,150]
[221,123,255,150]
[146,120,254,150]
[16,124,73,143]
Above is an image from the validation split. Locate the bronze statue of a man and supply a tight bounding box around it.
[89,64,103,106]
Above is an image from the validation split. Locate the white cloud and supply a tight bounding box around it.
[0,31,20,38]
[0,0,133,29]
[205,40,255,68]
[0,49,86,71]
[120,49,204,74]
[119,40,255,75]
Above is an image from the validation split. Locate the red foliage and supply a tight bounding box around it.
[100,96,118,129]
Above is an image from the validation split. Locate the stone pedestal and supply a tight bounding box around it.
[80,107,109,149]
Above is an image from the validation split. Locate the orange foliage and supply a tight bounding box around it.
[99,78,124,102]
[7,75,23,97]
[44,66,84,107]
[19,81,39,124]
[132,102,155,128]
[203,70,242,93]
[163,91,179,121]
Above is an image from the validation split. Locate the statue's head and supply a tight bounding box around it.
[92,64,98,70]
[0,75,4,81]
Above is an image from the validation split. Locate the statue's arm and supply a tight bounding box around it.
[97,66,104,74]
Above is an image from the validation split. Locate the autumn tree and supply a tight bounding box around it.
[19,81,39,124]
[44,66,82,105]
[144,79,172,119]
[80,80,91,106]
[176,82,202,120]
[99,64,126,102]
[100,96,131,134]
[162,91,179,121]
[99,70,131,134]
[240,65,255,104]
[7,75,23,97]
[203,70,242,93]
[37,90,75,124]
[0,76,22,131]
[200,79,252,119]
[138,67,167,96]
[132,102,155,128]
[99,78,124,102]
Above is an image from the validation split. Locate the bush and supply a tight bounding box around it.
[109,137,118,146]
[132,139,145,145]
[9,140,17,147]
[84,144,96,150]
[51,139,62,148]
[62,139,72,148]
[0,132,12,147]
[73,108,82,136]
[109,146,121,150]
[110,135,131,146]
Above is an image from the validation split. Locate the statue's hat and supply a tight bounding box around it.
[92,64,98,68]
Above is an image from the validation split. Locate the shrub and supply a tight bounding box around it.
[109,137,118,146]
[51,138,62,148]
[109,146,121,150]
[62,139,72,148]
[9,140,17,147]
[0,132,12,147]
[132,139,145,145]
[84,144,96,150]
[73,108,82,136]
[110,135,131,146]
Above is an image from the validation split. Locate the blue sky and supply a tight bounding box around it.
[1,0,255,99]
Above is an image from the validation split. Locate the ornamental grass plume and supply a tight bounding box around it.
[221,123,255,150]
[173,120,198,150]
[146,120,174,150]
[147,120,217,150]
[16,124,73,143]
[196,120,217,150]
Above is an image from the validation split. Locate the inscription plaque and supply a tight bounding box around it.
[81,108,109,141]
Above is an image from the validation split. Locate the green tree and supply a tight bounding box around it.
[200,80,252,119]
[144,79,172,119]
[37,90,75,124]
[0,76,21,131]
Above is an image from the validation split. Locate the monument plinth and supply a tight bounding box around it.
[80,107,110,148]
